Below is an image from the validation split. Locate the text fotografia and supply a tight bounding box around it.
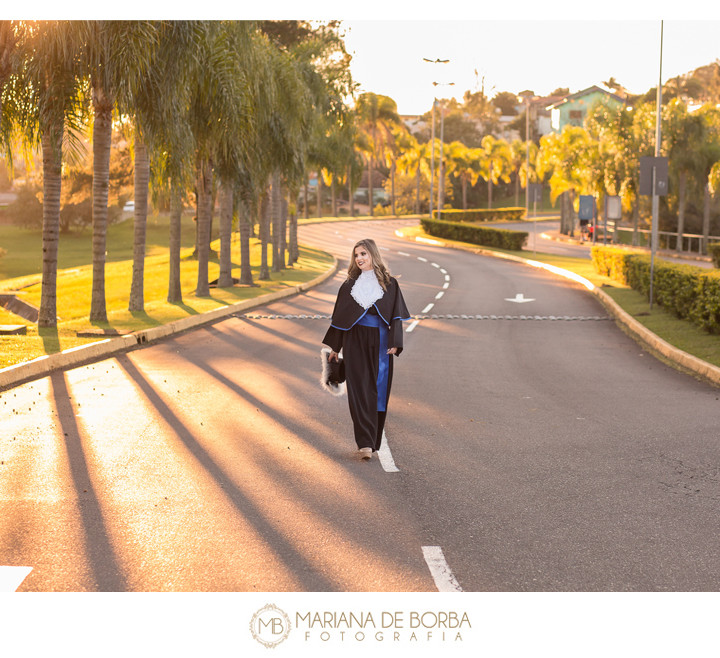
[296,610,471,643]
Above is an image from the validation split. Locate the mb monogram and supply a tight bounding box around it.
[249,604,292,648]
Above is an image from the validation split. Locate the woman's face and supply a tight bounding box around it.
[354,245,374,271]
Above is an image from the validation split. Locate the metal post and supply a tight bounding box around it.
[525,97,530,219]
[430,99,435,219]
[649,20,663,310]
[438,102,445,219]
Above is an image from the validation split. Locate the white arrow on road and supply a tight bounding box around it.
[505,293,535,303]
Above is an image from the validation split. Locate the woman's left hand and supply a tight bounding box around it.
[386,347,398,355]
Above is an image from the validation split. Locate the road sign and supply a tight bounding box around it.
[639,156,669,196]
[605,195,622,220]
[578,195,595,220]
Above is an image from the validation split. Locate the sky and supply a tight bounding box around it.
[342,20,720,115]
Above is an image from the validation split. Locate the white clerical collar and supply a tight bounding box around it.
[351,270,384,309]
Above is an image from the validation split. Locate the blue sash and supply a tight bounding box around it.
[357,311,389,412]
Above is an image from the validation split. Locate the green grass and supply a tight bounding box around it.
[0,214,334,369]
[400,223,720,370]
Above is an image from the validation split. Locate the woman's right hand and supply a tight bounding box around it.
[329,350,339,362]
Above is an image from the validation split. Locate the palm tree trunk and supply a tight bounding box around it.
[368,157,373,217]
[38,127,62,328]
[304,178,309,219]
[317,173,323,219]
[415,166,420,214]
[348,164,355,217]
[391,160,396,215]
[462,176,468,211]
[632,198,639,247]
[129,139,150,312]
[238,200,254,286]
[676,173,686,252]
[703,183,711,254]
[259,188,270,280]
[271,172,282,273]
[280,190,288,267]
[288,188,299,264]
[515,173,520,207]
[195,157,213,296]
[487,162,493,210]
[90,90,113,323]
[331,177,337,217]
[167,182,183,303]
[217,182,234,287]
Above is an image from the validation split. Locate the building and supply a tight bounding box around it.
[546,86,626,132]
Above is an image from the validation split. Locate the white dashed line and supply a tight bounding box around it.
[422,303,434,313]
[435,291,444,300]
[417,256,428,262]
[378,432,400,472]
[398,251,410,257]
[440,268,447,274]
[444,274,450,281]
[443,282,449,289]
[406,320,420,333]
[422,546,463,592]
[0,566,32,592]
[431,262,440,268]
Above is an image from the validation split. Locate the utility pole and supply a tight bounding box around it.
[649,20,663,310]
[423,57,450,219]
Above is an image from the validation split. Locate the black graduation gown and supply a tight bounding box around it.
[322,276,410,451]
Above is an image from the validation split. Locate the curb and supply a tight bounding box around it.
[399,230,720,389]
[0,257,339,391]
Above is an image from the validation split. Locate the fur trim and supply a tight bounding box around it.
[320,348,346,397]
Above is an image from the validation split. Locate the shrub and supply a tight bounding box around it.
[592,245,720,334]
[432,207,526,222]
[708,242,720,268]
[421,217,527,251]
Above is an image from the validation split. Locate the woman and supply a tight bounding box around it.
[323,238,410,460]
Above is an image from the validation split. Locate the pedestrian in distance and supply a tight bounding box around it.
[323,238,411,461]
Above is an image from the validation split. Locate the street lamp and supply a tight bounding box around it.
[423,57,450,218]
[433,81,455,219]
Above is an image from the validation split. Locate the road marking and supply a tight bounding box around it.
[440,268,447,274]
[379,246,389,251]
[422,546,463,592]
[417,256,428,262]
[443,282,449,289]
[435,291,444,300]
[421,303,434,313]
[431,262,440,268]
[406,320,420,333]
[505,293,535,303]
[416,237,442,246]
[0,566,33,592]
[378,432,400,472]
[398,251,410,257]
[444,274,450,281]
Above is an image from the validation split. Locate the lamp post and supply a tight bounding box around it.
[433,81,455,219]
[649,21,663,310]
[423,57,450,218]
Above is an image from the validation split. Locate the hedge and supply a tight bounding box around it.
[421,217,528,251]
[431,207,526,222]
[708,243,720,268]
[592,246,720,334]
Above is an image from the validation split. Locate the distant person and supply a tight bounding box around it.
[323,238,410,460]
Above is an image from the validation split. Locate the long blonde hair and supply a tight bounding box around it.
[347,238,391,290]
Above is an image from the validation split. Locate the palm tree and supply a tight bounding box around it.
[82,20,159,322]
[2,21,87,329]
[446,141,482,211]
[354,92,401,216]
[479,135,512,210]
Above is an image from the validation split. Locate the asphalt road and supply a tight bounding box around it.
[2,218,719,592]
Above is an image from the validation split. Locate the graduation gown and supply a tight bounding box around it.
[322,276,410,451]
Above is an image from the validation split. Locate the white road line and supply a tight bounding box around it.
[398,251,410,257]
[421,303,434,313]
[0,566,33,592]
[435,291,444,300]
[431,262,440,268]
[417,256,428,262]
[378,432,400,473]
[440,268,447,274]
[444,274,450,281]
[406,320,420,333]
[379,247,389,251]
[422,546,463,592]
[443,282,449,289]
